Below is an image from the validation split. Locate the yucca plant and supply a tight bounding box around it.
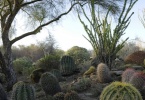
[78,0,138,69]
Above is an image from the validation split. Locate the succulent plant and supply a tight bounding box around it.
[53,92,65,100]
[96,63,112,83]
[60,55,77,76]
[100,81,143,100]
[11,81,35,100]
[83,66,95,75]
[40,72,61,96]
[129,72,145,90]
[30,68,46,83]
[122,68,136,82]
[50,69,65,82]
[64,91,80,100]
[0,83,8,100]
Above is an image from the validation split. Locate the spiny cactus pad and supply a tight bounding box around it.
[100,81,143,100]
[40,72,61,96]
[11,81,35,100]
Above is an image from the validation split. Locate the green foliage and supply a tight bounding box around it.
[78,0,138,69]
[60,55,77,76]
[66,46,90,64]
[97,63,112,83]
[64,91,80,100]
[40,72,61,96]
[11,81,35,100]
[53,92,65,100]
[122,68,135,82]
[100,81,143,100]
[129,72,145,90]
[13,57,33,74]
[0,83,8,100]
[35,54,60,71]
[30,68,46,83]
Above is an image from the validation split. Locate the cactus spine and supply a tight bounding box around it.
[60,55,76,76]
[11,81,35,100]
[129,72,145,90]
[122,68,135,82]
[64,91,80,100]
[40,72,61,96]
[100,81,143,100]
[96,63,112,83]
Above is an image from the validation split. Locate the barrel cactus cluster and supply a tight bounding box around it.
[100,81,143,100]
[11,81,35,100]
[60,55,77,76]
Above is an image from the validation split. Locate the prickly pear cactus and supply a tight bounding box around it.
[40,72,61,96]
[64,91,80,100]
[96,63,112,83]
[53,92,65,100]
[129,72,145,90]
[122,68,135,82]
[0,83,8,100]
[11,81,35,100]
[50,69,65,82]
[60,55,76,76]
[84,66,95,75]
[100,81,143,100]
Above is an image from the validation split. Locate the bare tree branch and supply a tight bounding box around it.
[21,0,42,7]
[11,2,78,45]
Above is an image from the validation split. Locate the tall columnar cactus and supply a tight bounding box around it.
[11,81,35,100]
[129,72,145,90]
[0,83,8,100]
[96,63,112,83]
[100,81,143,100]
[50,69,65,82]
[60,55,76,76]
[40,72,61,96]
[122,68,136,82]
[64,91,80,100]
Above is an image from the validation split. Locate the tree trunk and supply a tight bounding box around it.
[1,44,17,91]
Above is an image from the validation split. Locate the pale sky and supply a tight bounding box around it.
[14,0,145,51]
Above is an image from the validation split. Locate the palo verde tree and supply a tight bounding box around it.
[78,0,138,69]
[0,0,78,91]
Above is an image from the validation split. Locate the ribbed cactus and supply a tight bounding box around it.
[122,68,136,82]
[84,66,95,75]
[129,72,145,90]
[64,91,80,100]
[0,83,8,100]
[53,92,65,100]
[60,55,76,76]
[11,81,35,100]
[30,68,46,83]
[40,72,61,96]
[96,63,112,83]
[50,69,65,82]
[100,81,143,100]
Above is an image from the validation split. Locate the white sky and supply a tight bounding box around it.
[13,0,145,51]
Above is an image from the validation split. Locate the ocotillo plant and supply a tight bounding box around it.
[78,0,138,69]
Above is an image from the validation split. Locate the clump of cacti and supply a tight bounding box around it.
[84,66,95,75]
[53,92,65,100]
[0,83,8,100]
[11,81,35,100]
[100,81,143,100]
[50,69,65,82]
[40,72,61,96]
[64,91,80,100]
[60,55,77,76]
[129,72,145,90]
[96,63,112,83]
[30,68,46,83]
[122,68,136,82]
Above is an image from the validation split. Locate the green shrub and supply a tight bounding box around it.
[35,54,60,71]
[13,57,32,74]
